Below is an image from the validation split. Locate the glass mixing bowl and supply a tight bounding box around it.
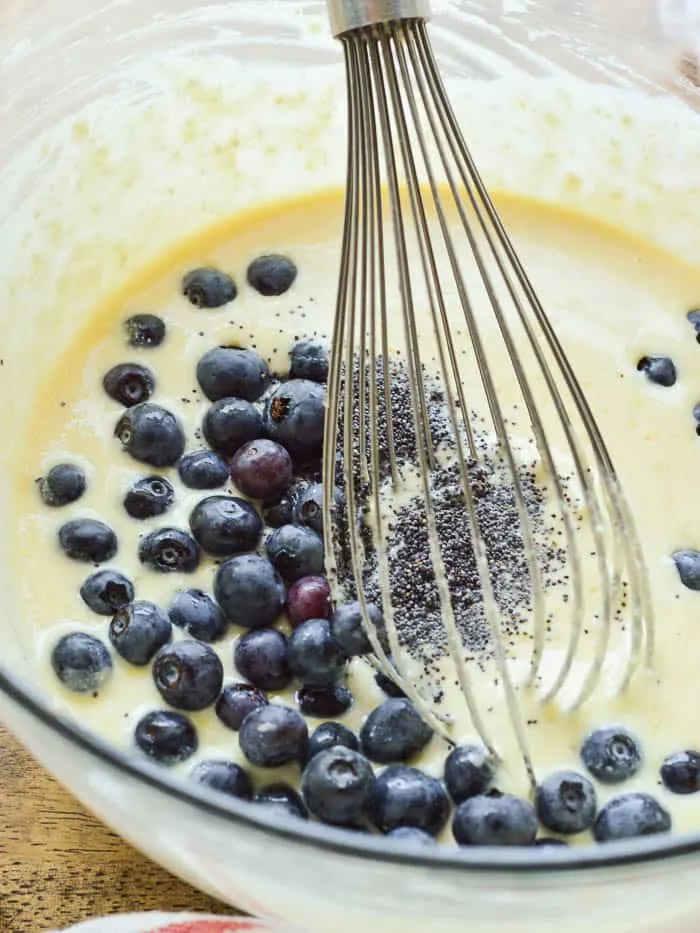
[2,2,700,931]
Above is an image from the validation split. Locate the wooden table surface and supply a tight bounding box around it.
[0,725,235,933]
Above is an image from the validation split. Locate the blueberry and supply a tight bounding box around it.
[58,519,118,563]
[672,549,700,591]
[330,601,386,657]
[687,309,700,341]
[386,827,437,847]
[452,793,538,847]
[266,524,324,583]
[197,346,270,403]
[368,765,450,836]
[374,669,407,699]
[123,475,175,520]
[580,726,643,784]
[636,355,677,388]
[287,576,331,628]
[153,640,224,711]
[177,450,229,490]
[216,683,268,731]
[234,628,291,691]
[125,313,166,348]
[262,492,296,528]
[298,683,354,718]
[80,569,134,616]
[288,618,345,685]
[254,783,308,819]
[169,589,226,643]
[289,338,329,383]
[444,744,496,804]
[660,750,700,794]
[294,482,324,535]
[239,704,308,767]
[103,363,155,407]
[134,709,197,764]
[203,398,264,458]
[307,722,360,760]
[116,403,185,468]
[38,463,86,507]
[247,254,297,297]
[51,632,112,694]
[109,600,172,665]
[535,770,597,835]
[183,267,237,308]
[593,792,671,842]
[231,439,293,500]
[189,495,262,557]
[214,554,285,628]
[301,746,376,825]
[264,379,325,460]
[190,760,252,799]
[360,699,433,764]
[139,527,200,573]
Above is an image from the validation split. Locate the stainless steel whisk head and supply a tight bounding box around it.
[322,0,654,783]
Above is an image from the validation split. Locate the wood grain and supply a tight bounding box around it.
[0,725,234,933]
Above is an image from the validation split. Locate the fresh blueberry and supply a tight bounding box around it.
[214,554,285,628]
[182,267,237,308]
[202,398,265,458]
[197,346,270,403]
[288,618,345,685]
[254,783,308,819]
[533,838,570,849]
[177,450,229,490]
[262,492,296,528]
[190,760,252,799]
[593,792,671,842]
[360,699,433,764]
[51,632,112,694]
[444,744,496,804]
[38,463,86,507]
[116,403,185,468]
[139,527,200,573]
[330,601,386,657]
[169,589,226,643]
[231,439,293,500]
[289,338,328,383]
[216,683,268,731]
[386,827,437,847]
[109,600,172,665]
[153,640,224,711]
[452,792,538,847]
[535,770,597,835]
[58,519,117,563]
[374,669,407,699]
[298,683,354,718]
[80,569,134,616]
[264,379,325,460]
[672,550,700,591]
[636,355,677,388]
[239,704,309,767]
[660,750,700,794]
[687,309,700,342]
[368,765,450,836]
[301,746,376,825]
[266,524,324,583]
[294,483,324,535]
[580,726,643,784]
[234,628,291,691]
[307,722,360,760]
[189,495,262,557]
[694,402,700,435]
[247,254,297,297]
[103,363,155,407]
[134,709,197,764]
[123,475,175,520]
[287,576,331,628]
[125,313,166,348]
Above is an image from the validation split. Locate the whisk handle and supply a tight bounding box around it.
[326,0,431,37]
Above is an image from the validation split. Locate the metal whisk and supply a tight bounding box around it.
[321,0,654,784]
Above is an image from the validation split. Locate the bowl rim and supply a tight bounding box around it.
[3,663,700,875]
